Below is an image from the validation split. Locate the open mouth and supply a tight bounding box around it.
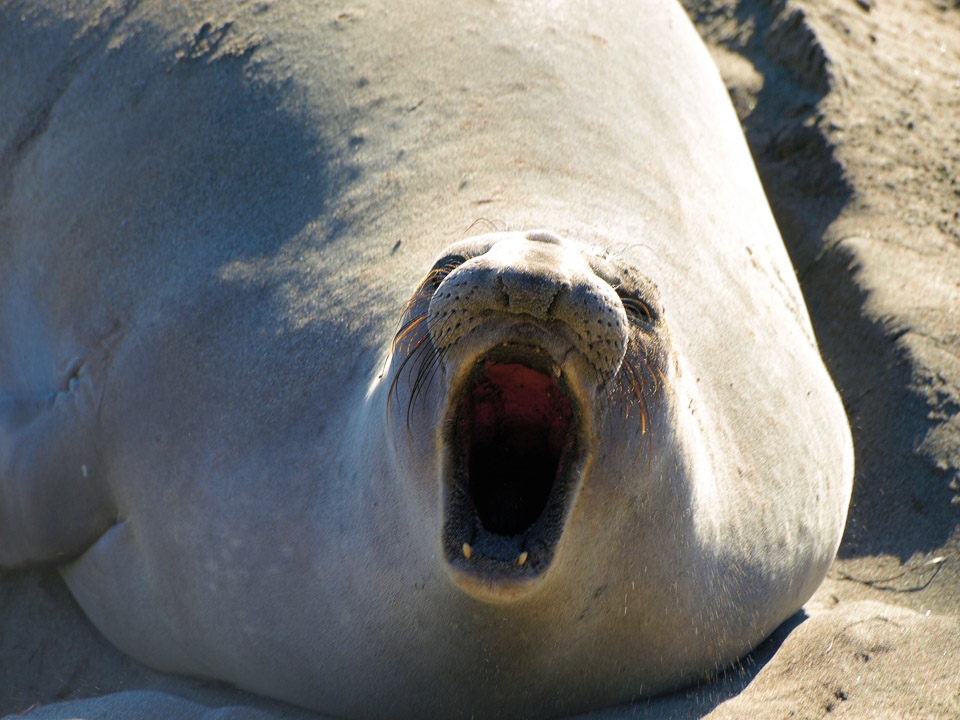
[442,344,583,582]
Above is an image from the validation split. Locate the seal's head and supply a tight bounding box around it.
[387,230,667,601]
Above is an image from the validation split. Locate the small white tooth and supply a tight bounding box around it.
[462,543,473,559]
[517,551,528,566]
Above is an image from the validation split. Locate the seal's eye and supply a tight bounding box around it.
[419,254,467,295]
[613,271,662,328]
[397,255,467,331]
[618,291,657,326]
[587,252,661,327]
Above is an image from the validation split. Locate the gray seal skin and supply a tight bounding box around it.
[0,0,853,718]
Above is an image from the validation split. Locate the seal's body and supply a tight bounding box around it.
[0,1,853,718]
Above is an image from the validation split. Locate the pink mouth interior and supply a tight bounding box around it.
[462,362,573,537]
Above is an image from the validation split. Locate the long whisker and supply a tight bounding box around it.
[387,331,430,429]
[631,334,662,396]
[465,217,506,235]
[622,356,646,436]
[620,356,653,466]
[609,373,628,422]
[653,364,669,399]
[400,262,456,318]
[396,292,431,325]
[395,261,460,323]
[407,338,441,438]
[392,314,428,355]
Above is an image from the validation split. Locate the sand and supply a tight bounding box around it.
[2,0,958,717]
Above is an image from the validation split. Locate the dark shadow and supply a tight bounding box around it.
[0,4,370,715]
[684,0,958,561]
[0,2,358,252]
[588,611,809,720]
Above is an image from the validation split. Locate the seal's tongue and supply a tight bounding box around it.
[463,363,573,537]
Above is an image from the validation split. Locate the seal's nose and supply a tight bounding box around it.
[427,233,629,385]
[497,245,566,318]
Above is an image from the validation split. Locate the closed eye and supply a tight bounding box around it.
[419,254,468,295]
[396,254,468,331]
[618,293,657,325]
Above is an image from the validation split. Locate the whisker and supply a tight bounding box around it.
[406,338,438,448]
[606,376,627,422]
[395,261,461,325]
[653,365,668,398]
[622,357,646,436]
[392,314,428,354]
[617,364,633,423]
[409,338,440,411]
[465,217,505,235]
[619,357,653,466]
[631,336,662,396]
[387,331,430,428]
[396,292,430,324]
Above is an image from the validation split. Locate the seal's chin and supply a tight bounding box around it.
[442,343,584,600]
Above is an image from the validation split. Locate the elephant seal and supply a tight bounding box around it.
[0,0,853,718]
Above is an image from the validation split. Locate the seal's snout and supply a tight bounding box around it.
[427,234,629,388]
[414,232,634,597]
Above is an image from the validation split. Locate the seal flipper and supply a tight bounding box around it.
[0,368,116,568]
